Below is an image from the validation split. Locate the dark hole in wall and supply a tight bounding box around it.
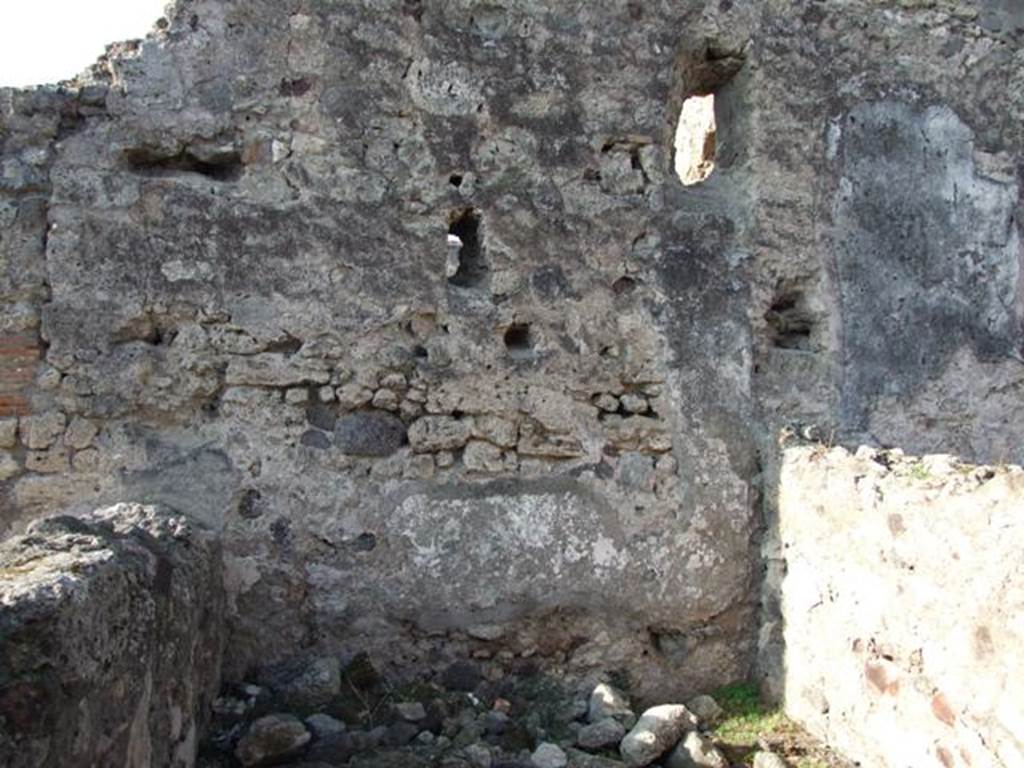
[138,323,176,347]
[112,315,175,347]
[237,489,262,519]
[403,0,424,22]
[270,517,291,545]
[350,532,377,552]
[612,276,638,296]
[448,209,487,288]
[766,291,813,350]
[504,323,533,359]
[124,147,243,182]
[279,77,314,97]
[264,335,303,356]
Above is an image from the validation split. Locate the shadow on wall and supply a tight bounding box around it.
[830,101,1022,443]
[752,83,1024,767]
[758,437,1024,768]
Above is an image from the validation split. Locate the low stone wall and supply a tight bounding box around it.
[0,503,225,768]
[767,445,1024,768]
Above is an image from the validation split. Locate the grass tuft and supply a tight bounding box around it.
[713,682,788,746]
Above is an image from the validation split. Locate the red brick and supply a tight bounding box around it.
[0,334,39,416]
[0,395,30,417]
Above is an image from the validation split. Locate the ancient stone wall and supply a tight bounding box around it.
[0,503,224,768]
[764,445,1024,768]
[0,0,1022,711]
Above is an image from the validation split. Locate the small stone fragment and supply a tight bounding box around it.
[305,713,346,739]
[0,418,20,448]
[71,448,101,472]
[26,446,69,473]
[258,655,341,712]
[0,452,21,481]
[685,695,724,727]
[531,742,569,768]
[467,623,505,641]
[617,452,655,490]
[408,415,472,452]
[335,411,407,456]
[36,365,62,390]
[404,453,435,479]
[286,387,309,404]
[401,399,425,420]
[442,660,482,691]
[300,429,332,449]
[492,697,512,713]
[235,714,311,767]
[588,683,635,726]
[336,383,374,410]
[484,710,510,735]
[472,414,518,447]
[666,731,728,768]
[395,701,427,721]
[619,705,698,768]
[463,440,507,473]
[383,720,420,747]
[372,388,400,411]
[351,750,428,768]
[752,752,789,768]
[577,717,626,750]
[517,422,585,458]
[212,695,250,722]
[343,651,381,689]
[564,748,627,768]
[63,416,99,449]
[558,698,588,722]
[19,411,66,450]
[464,743,493,768]
[225,354,329,387]
[593,393,620,413]
[405,386,427,403]
[305,732,358,764]
[306,404,337,431]
[379,373,408,390]
[619,393,648,414]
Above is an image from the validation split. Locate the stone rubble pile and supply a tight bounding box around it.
[198,654,790,768]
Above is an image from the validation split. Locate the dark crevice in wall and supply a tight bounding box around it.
[504,323,534,359]
[766,291,814,351]
[279,77,314,97]
[237,489,262,519]
[124,148,244,181]
[402,0,424,22]
[447,208,487,288]
[263,335,303,357]
[612,276,638,296]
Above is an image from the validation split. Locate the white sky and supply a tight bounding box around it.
[0,0,169,88]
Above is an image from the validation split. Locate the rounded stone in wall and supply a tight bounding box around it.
[335,411,407,456]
